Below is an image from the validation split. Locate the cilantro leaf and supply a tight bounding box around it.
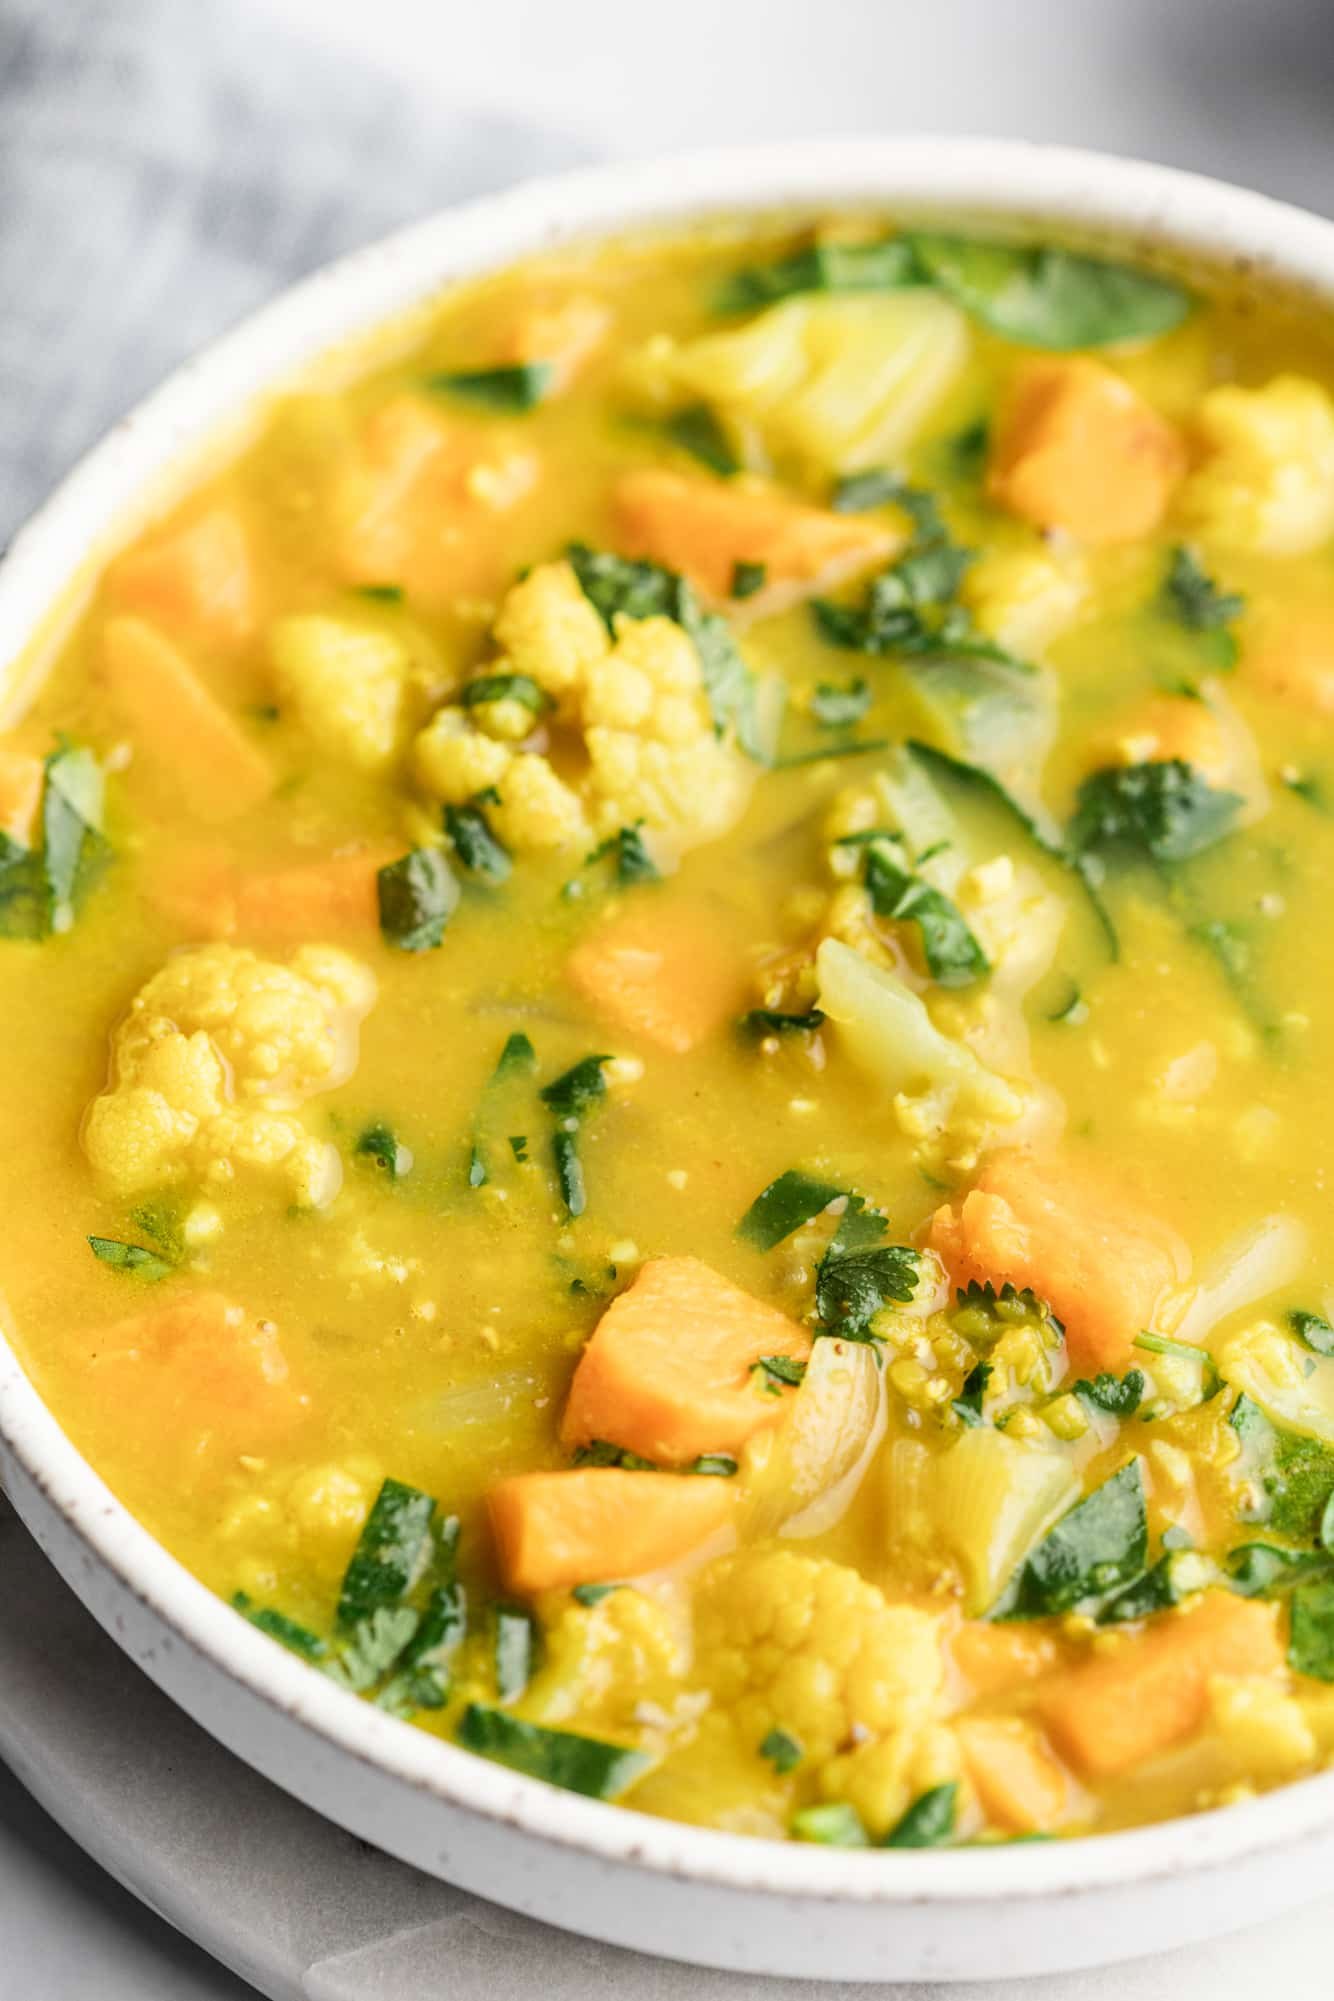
[1068,760,1243,867]
[714,236,917,314]
[459,673,551,717]
[738,1007,826,1038]
[997,1460,1147,1619]
[882,1781,957,1848]
[731,560,767,600]
[665,403,739,476]
[445,803,512,884]
[87,1235,175,1282]
[860,835,989,987]
[736,1169,843,1250]
[815,1241,920,1341]
[426,362,553,411]
[810,678,872,729]
[336,1478,437,1627]
[760,1727,803,1774]
[903,234,1191,349]
[354,1122,413,1179]
[377,848,458,952]
[1073,1369,1145,1417]
[951,1360,993,1428]
[1164,546,1243,668]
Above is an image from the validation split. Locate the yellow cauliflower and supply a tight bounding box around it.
[413,560,754,857]
[690,1547,946,1835]
[1178,375,1334,556]
[519,1586,688,1740]
[269,615,415,772]
[83,942,375,1210]
[962,545,1086,658]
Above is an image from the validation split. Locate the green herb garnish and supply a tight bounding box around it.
[87,1236,175,1282]
[1291,1311,1334,1359]
[459,673,551,717]
[354,1122,412,1179]
[738,1007,826,1039]
[736,1169,844,1251]
[336,1478,437,1628]
[1163,546,1243,669]
[760,1727,803,1775]
[997,1460,1147,1619]
[445,802,512,884]
[790,1801,869,1847]
[810,678,873,729]
[902,233,1191,348]
[666,403,739,476]
[1069,760,1243,867]
[857,834,989,987]
[494,1605,537,1701]
[731,560,767,599]
[540,1054,612,1218]
[426,362,553,411]
[377,847,458,952]
[882,1781,957,1848]
[1073,1369,1145,1417]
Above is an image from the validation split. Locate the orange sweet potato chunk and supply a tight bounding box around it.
[499,294,611,389]
[1245,609,1334,714]
[955,1716,1069,1834]
[1036,1590,1283,1779]
[560,1255,811,1465]
[111,507,256,647]
[81,1292,305,1453]
[0,746,44,846]
[99,617,273,822]
[989,359,1186,545]
[614,467,895,611]
[926,1148,1190,1375]
[951,1620,1060,1698]
[566,903,749,1055]
[488,1466,733,1593]
[149,844,393,942]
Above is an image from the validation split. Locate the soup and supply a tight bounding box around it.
[6,213,1334,1849]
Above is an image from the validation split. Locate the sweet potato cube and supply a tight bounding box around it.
[565,904,748,1055]
[111,507,256,647]
[488,1466,733,1594]
[989,359,1185,545]
[1036,1590,1283,1778]
[560,1255,810,1465]
[927,1148,1190,1375]
[99,617,273,822]
[615,467,895,613]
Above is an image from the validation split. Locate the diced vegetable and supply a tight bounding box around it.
[486,1467,734,1593]
[110,507,256,646]
[337,1478,437,1627]
[566,904,747,1054]
[928,1150,1191,1375]
[997,1460,1147,1620]
[457,1703,650,1798]
[99,618,273,821]
[951,1621,1059,1696]
[907,1425,1078,1615]
[748,1335,885,1539]
[882,1781,958,1849]
[1036,1590,1283,1777]
[377,847,458,952]
[560,1255,810,1464]
[1221,1326,1334,1450]
[989,359,1185,545]
[954,1717,1067,1834]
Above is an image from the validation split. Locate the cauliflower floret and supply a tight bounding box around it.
[491,559,609,700]
[1208,1677,1317,1783]
[83,942,374,1209]
[691,1547,945,1831]
[269,616,412,772]
[1179,375,1334,556]
[490,752,592,851]
[413,706,514,800]
[413,562,755,858]
[520,1587,688,1739]
[962,545,1086,658]
[822,1721,962,1838]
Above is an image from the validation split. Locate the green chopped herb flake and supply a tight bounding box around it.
[377,847,458,952]
[494,1605,537,1701]
[336,1478,438,1628]
[232,1593,327,1662]
[736,1169,844,1250]
[791,1801,869,1847]
[738,1007,826,1039]
[760,1727,803,1774]
[731,560,767,600]
[354,1122,412,1179]
[87,1235,175,1282]
[427,362,554,411]
[882,1781,957,1849]
[665,403,739,476]
[445,803,512,884]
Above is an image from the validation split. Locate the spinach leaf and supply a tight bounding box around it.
[738,1006,826,1038]
[377,848,458,952]
[337,1478,438,1627]
[904,233,1191,349]
[811,678,873,728]
[445,803,512,884]
[541,1054,611,1218]
[457,1703,650,1798]
[998,1461,1147,1619]
[1068,761,1243,867]
[731,559,767,600]
[760,1727,803,1774]
[495,1031,537,1079]
[736,1169,844,1250]
[87,1235,175,1282]
[232,1593,327,1661]
[1229,1395,1334,1543]
[584,824,660,887]
[790,1802,869,1847]
[1097,1548,1211,1624]
[1288,1576,1334,1681]
[567,543,762,757]
[1163,546,1243,670]
[666,403,739,476]
[494,1605,537,1701]
[715,236,917,314]
[460,673,552,717]
[1291,1310,1334,1360]
[882,1781,957,1849]
[354,1122,413,1179]
[1227,1543,1334,1598]
[906,738,1119,961]
[1073,1369,1145,1417]
[42,741,107,934]
[859,835,989,987]
[426,362,553,411]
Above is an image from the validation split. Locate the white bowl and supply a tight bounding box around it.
[3,137,1334,1985]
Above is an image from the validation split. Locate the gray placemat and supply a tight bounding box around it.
[0,0,588,544]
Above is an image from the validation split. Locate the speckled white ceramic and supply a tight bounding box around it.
[3,140,1334,1983]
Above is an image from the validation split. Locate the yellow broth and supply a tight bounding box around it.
[5,216,1334,1844]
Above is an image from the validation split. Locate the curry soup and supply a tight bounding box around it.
[7,215,1334,1848]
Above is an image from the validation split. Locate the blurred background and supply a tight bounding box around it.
[3,0,1334,1993]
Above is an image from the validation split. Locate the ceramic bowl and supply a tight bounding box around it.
[4,138,1334,1983]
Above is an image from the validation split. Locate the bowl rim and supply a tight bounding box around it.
[4,132,1334,1906]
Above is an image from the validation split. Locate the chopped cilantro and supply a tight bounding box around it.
[666,403,739,476]
[540,1056,611,1219]
[810,678,873,729]
[690,1454,738,1477]
[445,802,511,884]
[760,1727,803,1774]
[714,236,916,314]
[336,1478,437,1628]
[858,834,989,987]
[736,1169,844,1251]
[1288,1575,1334,1681]
[731,559,767,599]
[354,1122,412,1179]
[572,1439,658,1471]
[951,1359,993,1428]
[426,362,553,411]
[584,824,660,887]
[997,1460,1147,1619]
[902,234,1191,349]
[1073,1369,1145,1417]
[1068,760,1243,867]
[753,1353,807,1390]
[738,1006,826,1039]
[572,1583,620,1606]
[1163,546,1243,669]
[459,672,551,717]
